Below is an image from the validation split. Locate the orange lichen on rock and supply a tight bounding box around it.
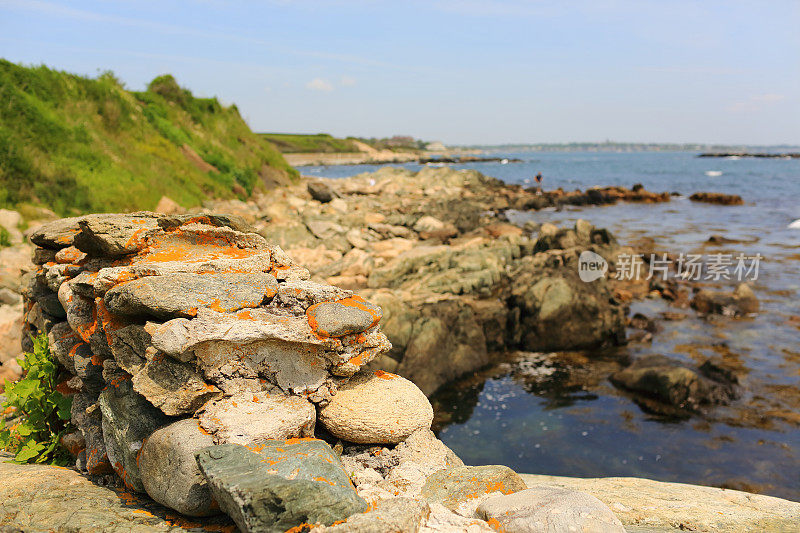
[374,370,397,380]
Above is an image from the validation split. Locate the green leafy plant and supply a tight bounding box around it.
[0,334,73,465]
[0,226,10,247]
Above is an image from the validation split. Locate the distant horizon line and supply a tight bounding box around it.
[259,133,800,150]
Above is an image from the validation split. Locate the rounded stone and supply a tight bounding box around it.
[318,370,433,444]
[306,295,382,337]
[476,486,625,533]
[138,418,218,517]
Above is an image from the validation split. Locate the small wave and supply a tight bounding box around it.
[788,219,800,229]
[705,170,723,177]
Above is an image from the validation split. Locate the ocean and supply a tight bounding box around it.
[301,151,800,500]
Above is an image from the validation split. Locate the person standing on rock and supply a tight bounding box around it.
[534,172,543,194]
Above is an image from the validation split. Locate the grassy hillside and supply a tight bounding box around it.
[261,132,428,154]
[261,133,359,153]
[0,59,297,216]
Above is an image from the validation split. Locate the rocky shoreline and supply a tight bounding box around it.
[0,167,798,531]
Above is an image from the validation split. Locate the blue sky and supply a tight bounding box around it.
[2,0,798,145]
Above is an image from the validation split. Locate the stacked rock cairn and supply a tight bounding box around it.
[20,213,625,533]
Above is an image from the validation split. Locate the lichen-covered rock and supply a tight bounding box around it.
[74,213,161,256]
[131,355,222,416]
[138,418,218,516]
[0,457,233,532]
[21,212,393,519]
[197,389,315,445]
[29,217,82,249]
[307,295,382,337]
[420,465,527,513]
[319,370,433,444]
[323,497,430,532]
[476,486,625,533]
[104,272,277,319]
[98,369,171,492]
[196,440,368,533]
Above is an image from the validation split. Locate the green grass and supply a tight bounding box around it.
[260,133,360,153]
[0,60,298,216]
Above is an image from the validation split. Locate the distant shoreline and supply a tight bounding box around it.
[698,152,800,159]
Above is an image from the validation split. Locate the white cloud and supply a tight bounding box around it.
[340,76,356,87]
[306,78,334,92]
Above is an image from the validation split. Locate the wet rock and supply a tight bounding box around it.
[691,283,759,317]
[196,440,367,533]
[138,418,218,516]
[307,295,382,337]
[131,355,223,416]
[477,486,625,533]
[319,370,433,444]
[98,370,171,491]
[510,256,626,352]
[197,389,315,445]
[104,272,277,319]
[690,192,744,205]
[308,181,338,203]
[420,465,527,513]
[610,354,738,412]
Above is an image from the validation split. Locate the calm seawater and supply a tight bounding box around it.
[302,152,800,500]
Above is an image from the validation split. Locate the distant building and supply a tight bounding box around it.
[425,141,447,151]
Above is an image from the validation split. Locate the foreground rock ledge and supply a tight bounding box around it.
[520,474,800,532]
[2,460,798,533]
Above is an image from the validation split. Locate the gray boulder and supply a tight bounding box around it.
[98,369,171,492]
[138,418,218,516]
[691,283,759,317]
[610,354,738,413]
[195,440,368,532]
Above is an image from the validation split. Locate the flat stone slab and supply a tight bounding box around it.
[519,474,800,532]
[0,457,235,532]
[195,440,367,533]
[476,486,625,533]
[104,272,277,319]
